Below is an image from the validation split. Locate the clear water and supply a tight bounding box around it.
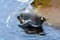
[0,0,60,40]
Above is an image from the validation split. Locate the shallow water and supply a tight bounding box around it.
[0,0,60,40]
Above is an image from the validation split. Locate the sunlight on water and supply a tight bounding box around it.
[16,0,29,3]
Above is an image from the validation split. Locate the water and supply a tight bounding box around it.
[0,0,60,40]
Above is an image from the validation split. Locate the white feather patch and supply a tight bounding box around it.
[41,17,43,20]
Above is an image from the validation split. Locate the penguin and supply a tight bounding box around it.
[17,12,46,35]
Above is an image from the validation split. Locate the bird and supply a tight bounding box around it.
[17,12,46,35]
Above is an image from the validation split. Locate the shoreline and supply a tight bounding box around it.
[44,23,60,30]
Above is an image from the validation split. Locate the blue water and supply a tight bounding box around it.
[0,0,60,40]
